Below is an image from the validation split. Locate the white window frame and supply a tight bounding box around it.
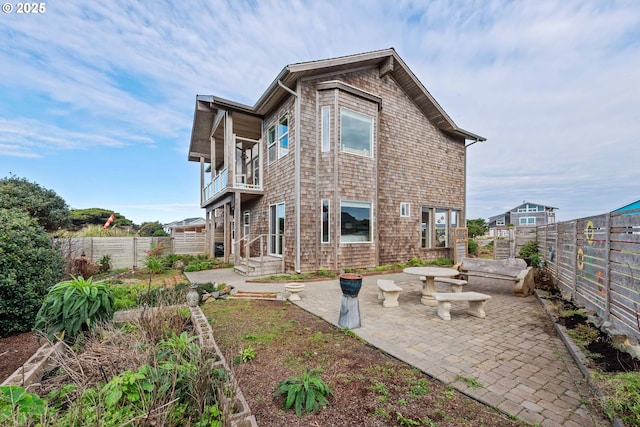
[267,125,277,164]
[321,106,330,152]
[340,200,372,243]
[267,113,289,164]
[340,108,373,158]
[243,211,250,238]
[321,199,330,243]
[278,115,289,158]
[400,202,410,217]
[519,217,536,225]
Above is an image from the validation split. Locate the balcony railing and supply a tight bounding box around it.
[202,168,262,205]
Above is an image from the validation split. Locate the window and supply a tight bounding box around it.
[321,199,330,243]
[435,209,447,247]
[400,202,410,217]
[421,207,460,248]
[278,115,289,157]
[321,106,330,152]
[340,201,372,242]
[268,114,289,164]
[267,126,277,164]
[421,207,431,248]
[519,217,536,225]
[243,211,250,237]
[340,108,373,157]
[269,203,285,255]
[496,216,505,226]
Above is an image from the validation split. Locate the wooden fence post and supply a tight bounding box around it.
[605,213,611,322]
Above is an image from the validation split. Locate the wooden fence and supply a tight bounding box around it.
[537,208,640,341]
[55,237,174,270]
[493,226,537,259]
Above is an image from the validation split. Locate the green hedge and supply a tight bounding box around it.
[0,209,65,337]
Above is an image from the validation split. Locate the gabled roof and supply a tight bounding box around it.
[189,48,485,162]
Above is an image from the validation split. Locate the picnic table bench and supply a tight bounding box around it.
[432,291,492,320]
[458,257,534,297]
[377,279,402,308]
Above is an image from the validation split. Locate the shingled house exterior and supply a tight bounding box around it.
[188,48,485,274]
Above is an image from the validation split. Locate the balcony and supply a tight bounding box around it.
[202,167,263,206]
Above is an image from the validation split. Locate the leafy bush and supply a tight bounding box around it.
[0,385,46,425]
[184,261,214,272]
[98,255,112,273]
[273,367,332,417]
[467,238,478,256]
[0,174,71,231]
[34,276,115,342]
[0,208,65,337]
[519,240,539,259]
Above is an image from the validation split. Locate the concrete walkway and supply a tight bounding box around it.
[185,269,611,427]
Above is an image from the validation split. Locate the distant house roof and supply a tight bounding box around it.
[488,202,558,224]
[189,47,486,162]
[164,217,205,228]
[612,200,640,213]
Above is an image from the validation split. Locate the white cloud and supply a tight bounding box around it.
[0,0,638,223]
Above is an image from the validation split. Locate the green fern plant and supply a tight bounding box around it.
[273,367,332,417]
[34,275,114,342]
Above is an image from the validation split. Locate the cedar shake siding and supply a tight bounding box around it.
[188,48,484,274]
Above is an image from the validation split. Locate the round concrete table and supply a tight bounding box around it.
[403,267,460,306]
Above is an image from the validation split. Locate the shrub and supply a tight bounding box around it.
[467,238,478,256]
[0,208,65,337]
[273,367,332,417]
[519,240,539,259]
[34,276,115,342]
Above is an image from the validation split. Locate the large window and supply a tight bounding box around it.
[321,199,330,243]
[340,108,373,157]
[519,217,536,225]
[321,106,330,152]
[268,113,289,164]
[340,201,372,243]
[421,207,460,248]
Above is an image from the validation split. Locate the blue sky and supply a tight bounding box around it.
[1,0,639,225]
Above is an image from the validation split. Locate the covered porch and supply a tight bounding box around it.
[188,96,266,265]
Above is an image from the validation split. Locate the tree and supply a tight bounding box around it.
[466,218,488,238]
[139,221,167,237]
[0,208,65,336]
[0,175,71,231]
[70,208,134,230]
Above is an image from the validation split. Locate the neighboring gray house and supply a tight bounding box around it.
[188,48,485,274]
[488,202,557,236]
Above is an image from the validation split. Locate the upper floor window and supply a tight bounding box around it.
[268,113,289,164]
[321,106,330,152]
[519,217,536,225]
[340,108,373,158]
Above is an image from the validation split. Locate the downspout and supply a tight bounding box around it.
[278,80,302,273]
